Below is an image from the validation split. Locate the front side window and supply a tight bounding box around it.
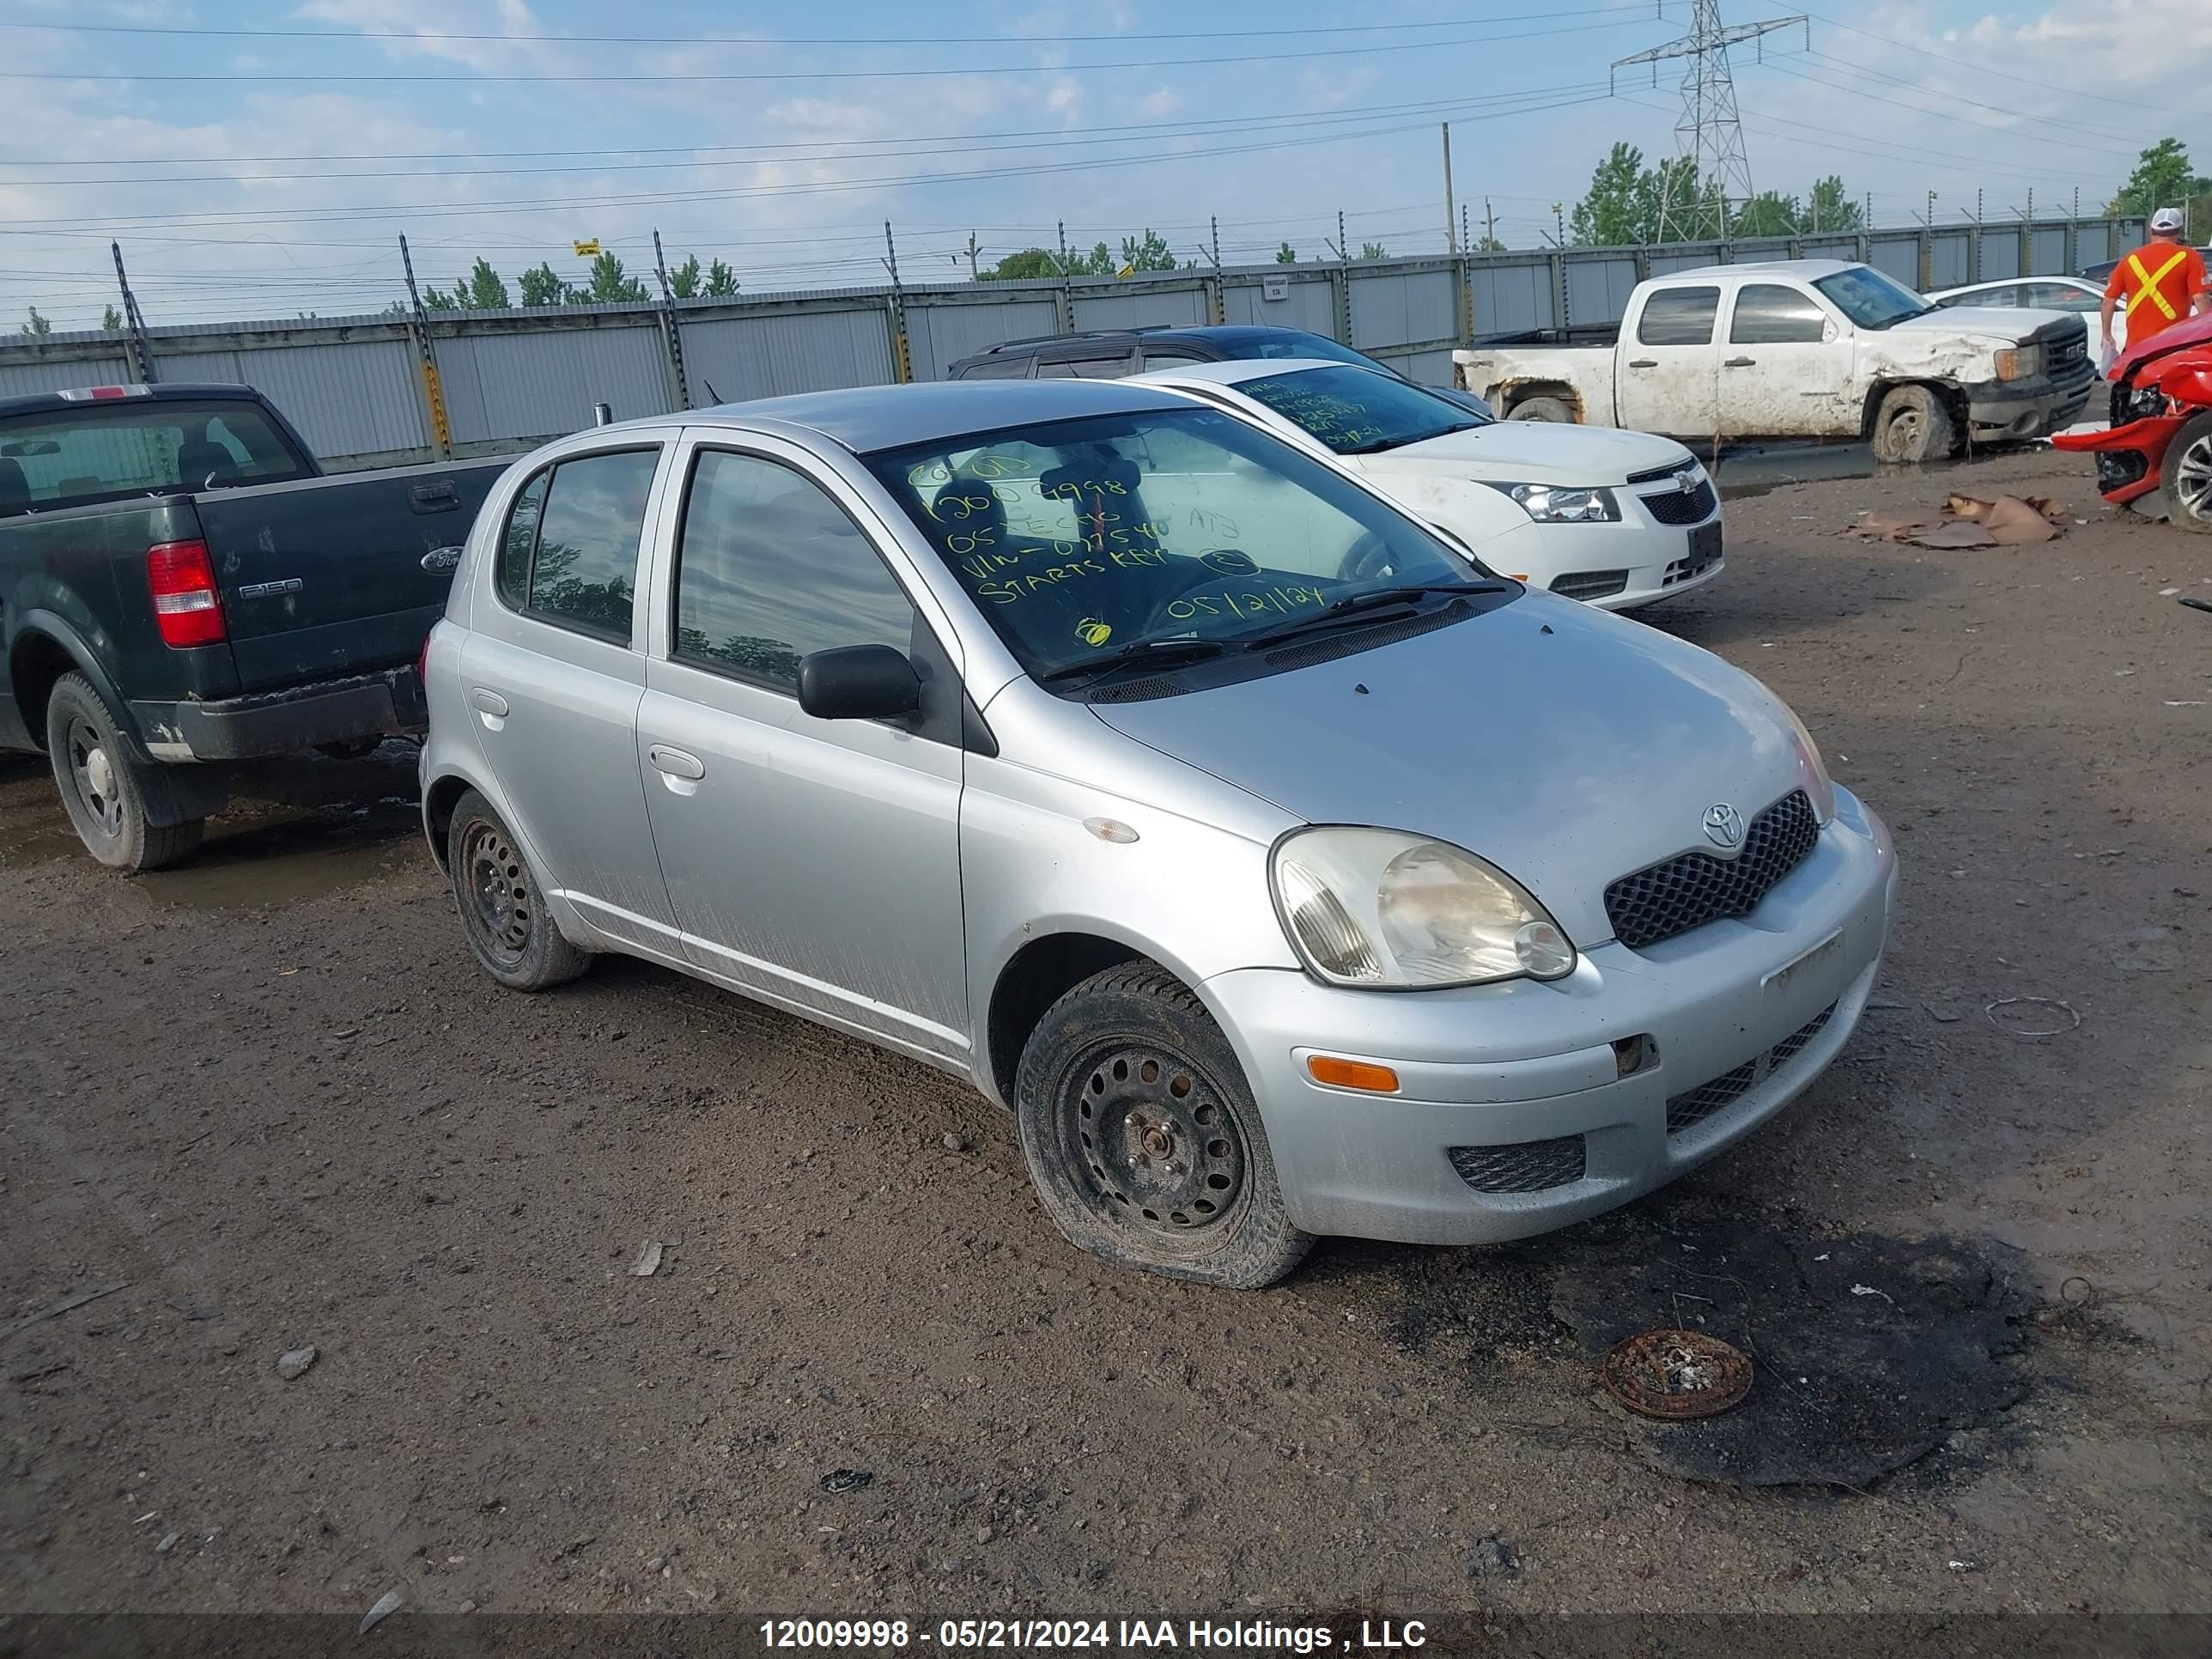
[1241,365,1486,455]
[672,450,916,690]
[507,448,658,639]
[1637,287,1721,346]
[2021,283,2098,313]
[1729,284,1829,344]
[865,406,1494,682]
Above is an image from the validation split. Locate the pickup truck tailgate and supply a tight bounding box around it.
[194,458,509,691]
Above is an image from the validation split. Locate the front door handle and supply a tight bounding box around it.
[469,688,508,716]
[1628,358,1658,368]
[1723,356,1757,368]
[648,744,705,781]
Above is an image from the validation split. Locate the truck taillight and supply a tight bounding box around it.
[146,539,227,648]
[417,633,432,688]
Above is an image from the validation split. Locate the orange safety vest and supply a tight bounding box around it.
[2110,243,2208,345]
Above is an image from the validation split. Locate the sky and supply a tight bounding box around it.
[0,0,2207,331]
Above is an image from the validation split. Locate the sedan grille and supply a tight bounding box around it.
[1448,1135,1587,1194]
[1666,1000,1838,1134]
[1550,568,1630,601]
[1604,790,1820,950]
[1639,477,1719,526]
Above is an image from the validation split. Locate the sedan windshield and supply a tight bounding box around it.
[864,406,1494,682]
[1240,365,1487,456]
[1812,266,1931,331]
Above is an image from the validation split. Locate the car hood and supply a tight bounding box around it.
[1352,421,1692,484]
[1887,305,2039,344]
[1087,592,1824,947]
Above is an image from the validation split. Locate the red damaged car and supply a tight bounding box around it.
[2054,311,2212,533]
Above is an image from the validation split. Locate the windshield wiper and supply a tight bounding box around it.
[1233,581,1505,648]
[1337,422,1486,456]
[1032,636,1229,687]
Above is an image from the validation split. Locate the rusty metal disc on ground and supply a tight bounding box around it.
[1601,1328,1753,1420]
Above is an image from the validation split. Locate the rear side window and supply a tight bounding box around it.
[496,448,658,641]
[955,356,1031,380]
[1035,354,1134,380]
[2021,283,2097,313]
[1636,287,1721,346]
[0,398,312,514]
[1729,284,1828,344]
[672,449,916,691]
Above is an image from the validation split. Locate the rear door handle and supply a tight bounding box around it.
[1723,356,1757,368]
[1628,359,1658,368]
[648,744,705,781]
[469,688,508,716]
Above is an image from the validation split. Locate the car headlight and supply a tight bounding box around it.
[1994,343,2045,381]
[1270,827,1576,989]
[1778,702,1837,825]
[1482,482,1620,523]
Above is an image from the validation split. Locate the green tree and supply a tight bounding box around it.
[1733,191,1801,238]
[1274,240,1297,264]
[1569,142,1650,246]
[518,262,568,307]
[1805,175,1864,234]
[1118,228,1176,271]
[575,251,650,304]
[668,253,702,298]
[1076,240,1115,275]
[980,247,1062,280]
[1358,240,1388,260]
[2106,137,2203,217]
[21,307,51,337]
[702,258,738,296]
[456,257,511,309]
[101,304,122,331]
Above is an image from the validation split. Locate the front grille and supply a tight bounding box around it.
[1666,1000,1839,1134]
[1550,568,1630,601]
[2094,449,2149,493]
[1603,790,1820,950]
[1640,477,1719,526]
[1448,1135,1588,1194]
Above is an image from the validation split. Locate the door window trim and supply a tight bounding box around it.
[1634,285,1723,347]
[488,442,665,648]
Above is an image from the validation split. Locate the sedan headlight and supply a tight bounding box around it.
[1270,827,1575,989]
[1483,482,1620,523]
[1779,702,1837,825]
[1994,343,2045,381]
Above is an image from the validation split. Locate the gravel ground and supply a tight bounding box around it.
[3,446,2209,1636]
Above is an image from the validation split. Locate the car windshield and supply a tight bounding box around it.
[1811,266,1931,330]
[865,406,1493,682]
[1239,365,1487,456]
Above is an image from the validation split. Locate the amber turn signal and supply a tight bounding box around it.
[1305,1054,1401,1093]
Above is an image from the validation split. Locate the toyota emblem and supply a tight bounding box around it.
[1703,803,1746,850]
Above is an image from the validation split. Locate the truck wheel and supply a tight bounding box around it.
[1013,963,1312,1289]
[314,738,384,762]
[46,672,204,872]
[444,788,590,990]
[2160,410,2212,535]
[1870,385,1957,465]
[1509,395,1576,423]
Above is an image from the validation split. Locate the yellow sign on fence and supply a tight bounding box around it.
[572,240,601,258]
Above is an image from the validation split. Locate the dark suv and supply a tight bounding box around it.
[945,325,1493,414]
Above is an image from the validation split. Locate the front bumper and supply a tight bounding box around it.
[1524,496,1724,613]
[131,664,428,763]
[1204,786,1896,1245]
[1964,366,2096,441]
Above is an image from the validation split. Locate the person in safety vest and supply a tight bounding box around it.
[2102,208,2209,372]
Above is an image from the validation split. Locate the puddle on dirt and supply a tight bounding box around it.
[1338,1198,2038,1489]
[1709,439,2045,501]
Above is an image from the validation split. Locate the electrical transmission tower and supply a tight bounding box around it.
[1613,2,1808,243]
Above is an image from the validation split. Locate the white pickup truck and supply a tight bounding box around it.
[1455,259,2097,464]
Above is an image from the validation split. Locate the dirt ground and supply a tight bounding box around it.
[3,445,2210,1642]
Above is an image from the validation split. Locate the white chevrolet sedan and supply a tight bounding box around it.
[1136,359,1723,611]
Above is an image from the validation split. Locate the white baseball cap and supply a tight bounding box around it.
[2150,207,2185,233]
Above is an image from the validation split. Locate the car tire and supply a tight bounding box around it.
[1870,385,1957,465]
[1508,395,1577,423]
[444,787,591,991]
[2159,410,2212,534]
[1013,962,1313,1289]
[314,738,384,761]
[46,672,204,872]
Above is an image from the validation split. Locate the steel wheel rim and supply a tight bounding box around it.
[459,819,533,966]
[1886,404,1923,454]
[1058,1039,1247,1243]
[2176,433,2212,522]
[66,717,125,841]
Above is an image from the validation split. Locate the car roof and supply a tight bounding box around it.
[1134,357,1374,388]
[1658,258,1863,281]
[0,381,265,420]
[958,323,1333,360]
[1926,276,2096,299]
[687,378,1194,454]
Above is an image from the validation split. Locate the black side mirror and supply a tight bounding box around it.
[796,644,921,722]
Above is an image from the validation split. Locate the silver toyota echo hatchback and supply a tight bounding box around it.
[421,379,1895,1287]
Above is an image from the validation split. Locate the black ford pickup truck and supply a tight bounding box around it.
[0,382,507,870]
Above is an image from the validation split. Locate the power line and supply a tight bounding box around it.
[1800,8,2206,118]
[0,17,1663,82]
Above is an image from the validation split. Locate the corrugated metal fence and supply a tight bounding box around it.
[0,216,2142,471]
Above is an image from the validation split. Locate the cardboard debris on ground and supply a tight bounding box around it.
[1847,495,2068,550]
